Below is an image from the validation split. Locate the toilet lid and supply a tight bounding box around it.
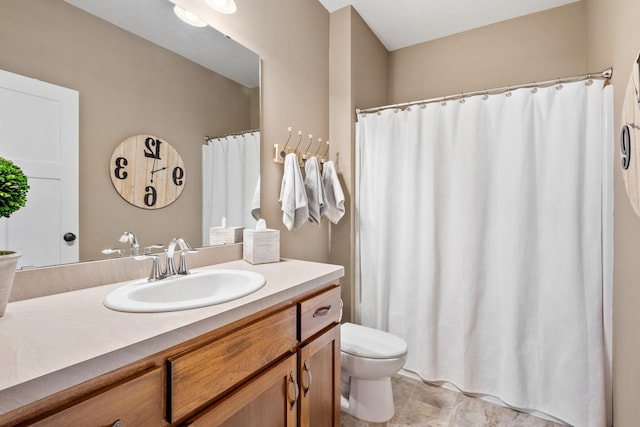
[341,322,408,359]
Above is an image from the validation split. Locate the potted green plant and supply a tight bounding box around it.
[0,157,29,317]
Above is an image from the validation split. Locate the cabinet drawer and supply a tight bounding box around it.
[167,306,297,422]
[29,367,163,427]
[298,286,341,343]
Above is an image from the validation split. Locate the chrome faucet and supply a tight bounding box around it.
[165,237,197,276]
[119,231,140,256]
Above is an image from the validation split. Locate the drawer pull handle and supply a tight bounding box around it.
[302,361,313,396]
[313,305,332,317]
[288,372,299,410]
[112,421,122,427]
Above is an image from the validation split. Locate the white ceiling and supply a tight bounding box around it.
[64,0,260,88]
[318,0,580,51]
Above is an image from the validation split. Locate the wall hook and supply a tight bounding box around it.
[314,138,325,155]
[280,127,292,158]
[322,140,330,158]
[293,130,303,151]
[302,134,314,162]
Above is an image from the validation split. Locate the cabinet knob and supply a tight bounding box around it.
[302,361,313,396]
[287,372,299,410]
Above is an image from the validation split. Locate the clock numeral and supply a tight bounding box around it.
[172,166,185,186]
[144,137,162,160]
[621,124,632,170]
[114,157,128,179]
[144,186,157,207]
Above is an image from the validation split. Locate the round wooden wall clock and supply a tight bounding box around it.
[621,53,640,217]
[109,134,186,209]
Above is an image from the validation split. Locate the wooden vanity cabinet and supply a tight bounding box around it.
[5,283,342,427]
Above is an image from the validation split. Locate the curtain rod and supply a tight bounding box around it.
[204,128,260,141]
[356,67,613,115]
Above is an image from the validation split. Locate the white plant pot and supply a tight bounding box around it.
[0,250,21,317]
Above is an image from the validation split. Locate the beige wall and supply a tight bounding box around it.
[389,2,587,103]
[0,0,253,261]
[586,0,640,424]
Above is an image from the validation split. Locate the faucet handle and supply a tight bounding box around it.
[135,254,163,281]
[178,249,198,275]
[165,249,178,277]
[101,248,123,258]
[144,244,164,255]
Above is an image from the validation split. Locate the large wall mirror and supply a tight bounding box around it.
[0,0,260,268]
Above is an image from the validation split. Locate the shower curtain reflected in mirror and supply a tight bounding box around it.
[202,131,260,245]
[355,81,613,427]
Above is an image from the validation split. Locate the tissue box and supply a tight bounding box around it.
[243,228,280,264]
[210,226,244,245]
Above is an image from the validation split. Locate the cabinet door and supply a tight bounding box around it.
[298,324,340,427]
[27,367,163,427]
[184,354,298,427]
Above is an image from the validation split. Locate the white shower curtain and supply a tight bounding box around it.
[356,80,613,426]
[202,131,260,245]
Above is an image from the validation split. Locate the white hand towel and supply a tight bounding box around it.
[279,153,308,230]
[304,156,326,225]
[322,160,344,224]
[251,175,261,220]
[322,160,345,224]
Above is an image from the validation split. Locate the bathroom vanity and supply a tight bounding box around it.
[0,256,343,426]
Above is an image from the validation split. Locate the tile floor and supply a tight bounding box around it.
[341,376,565,427]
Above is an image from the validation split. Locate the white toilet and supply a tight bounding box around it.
[340,322,408,423]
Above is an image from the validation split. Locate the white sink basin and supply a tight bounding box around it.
[103,269,266,313]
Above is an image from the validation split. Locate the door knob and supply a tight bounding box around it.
[63,232,77,242]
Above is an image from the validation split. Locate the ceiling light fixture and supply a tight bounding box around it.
[173,5,208,27]
[204,0,237,14]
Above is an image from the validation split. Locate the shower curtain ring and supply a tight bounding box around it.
[586,74,594,86]
[506,86,512,97]
[556,79,563,90]
[441,96,447,106]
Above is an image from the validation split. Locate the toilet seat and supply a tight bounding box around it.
[341,322,408,359]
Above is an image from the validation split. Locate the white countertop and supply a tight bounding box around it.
[0,258,344,415]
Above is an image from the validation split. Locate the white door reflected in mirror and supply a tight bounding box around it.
[0,69,79,269]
